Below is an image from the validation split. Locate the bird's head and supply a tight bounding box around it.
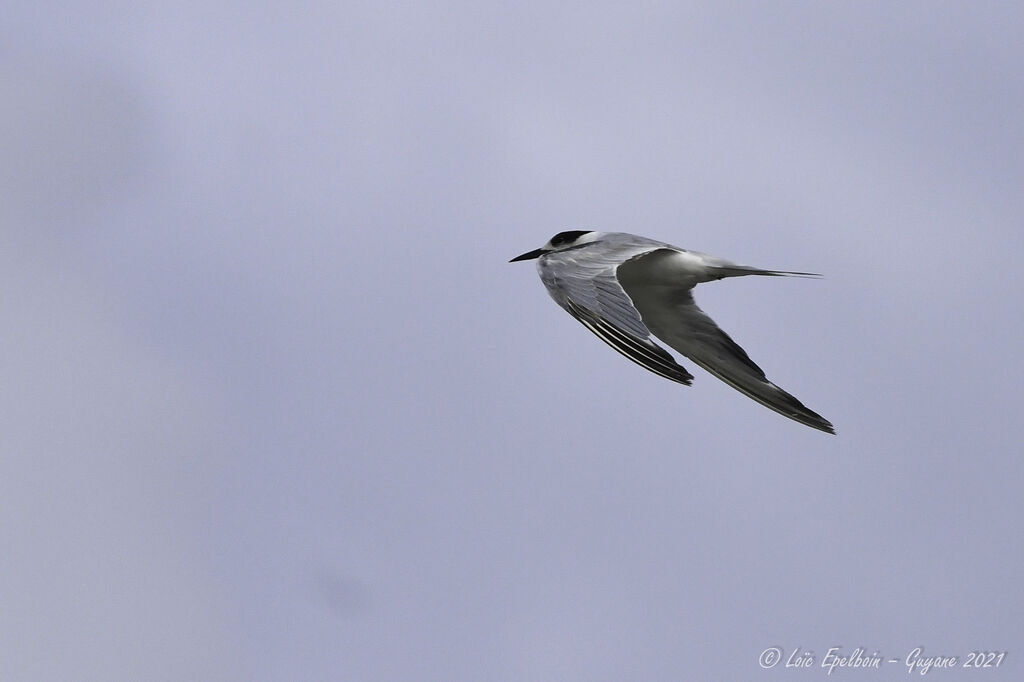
[509,230,601,262]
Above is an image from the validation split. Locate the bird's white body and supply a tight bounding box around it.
[511,231,834,434]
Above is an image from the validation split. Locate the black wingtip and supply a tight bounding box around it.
[794,409,836,435]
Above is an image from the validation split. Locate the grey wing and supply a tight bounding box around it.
[563,299,694,385]
[539,250,694,386]
[616,252,834,433]
[667,294,833,433]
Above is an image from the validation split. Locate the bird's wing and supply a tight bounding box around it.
[562,300,694,385]
[616,249,835,434]
[539,246,694,386]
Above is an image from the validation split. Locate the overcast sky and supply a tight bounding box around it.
[3,1,1022,680]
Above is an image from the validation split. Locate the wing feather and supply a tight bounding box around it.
[565,300,693,385]
[538,244,694,386]
[616,249,835,434]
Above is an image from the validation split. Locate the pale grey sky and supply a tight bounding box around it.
[2,1,1022,680]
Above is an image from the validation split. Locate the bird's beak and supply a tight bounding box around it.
[509,248,546,263]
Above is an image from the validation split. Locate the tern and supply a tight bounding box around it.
[510,231,834,434]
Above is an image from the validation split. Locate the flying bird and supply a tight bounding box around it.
[510,231,834,434]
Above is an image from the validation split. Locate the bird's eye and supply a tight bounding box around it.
[550,230,591,247]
